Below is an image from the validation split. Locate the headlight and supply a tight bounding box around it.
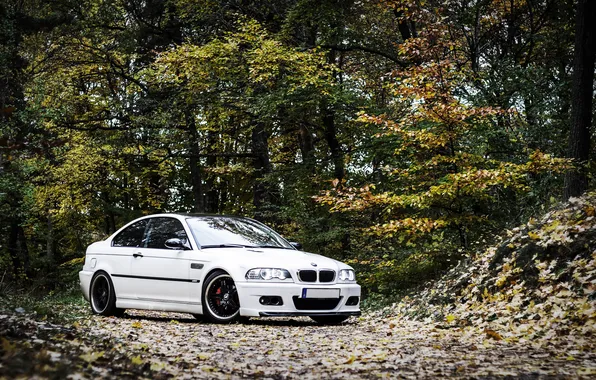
[246,268,292,281]
[338,269,356,282]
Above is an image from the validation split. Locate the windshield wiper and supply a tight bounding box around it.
[200,244,258,249]
[254,245,293,249]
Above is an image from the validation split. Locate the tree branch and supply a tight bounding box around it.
[320,44,406,66]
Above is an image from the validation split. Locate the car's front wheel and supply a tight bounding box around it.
[90,271,123,316]
[310,315,350,325]
[202,270,240,323]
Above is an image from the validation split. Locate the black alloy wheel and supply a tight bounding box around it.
[90,271,123,316]
[202,270,240,323]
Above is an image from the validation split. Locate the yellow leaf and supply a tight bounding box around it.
[344,355,356,364]
[528,231,540,240]
[578,368,596,375]
[80,351,104,363]
[445,314,456,323]
[150,362,167,371]
[130,356,144,365]
[131,321,142,328]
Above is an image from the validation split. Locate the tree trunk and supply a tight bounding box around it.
[298,123,315,173]
[186,111,204,212]
[564,0,596,199]
[322,98,344,182]
[8,220,29,278]
[46,214,55,262]
[252,121,275,220]
[322,48,345,182]
[204,131,218,213]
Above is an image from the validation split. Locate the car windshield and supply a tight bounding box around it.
[186,217,294,249]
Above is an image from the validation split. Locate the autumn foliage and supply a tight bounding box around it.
[0,0,590,298]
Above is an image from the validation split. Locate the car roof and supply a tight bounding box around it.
[173,213,250,219]
[142,213,255,221]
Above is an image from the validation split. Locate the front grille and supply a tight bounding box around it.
[298,270,317,282]
[292,296,342,310]
[319,270,335,282]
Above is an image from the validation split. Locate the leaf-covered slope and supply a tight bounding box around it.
[386,192,596,346]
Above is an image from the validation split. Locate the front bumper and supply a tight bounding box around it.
[236,281,361,317]
[259,311,360,317]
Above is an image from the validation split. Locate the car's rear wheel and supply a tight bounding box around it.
[310,315,350,325]
[202,270,240,323]
[90,271,123,316]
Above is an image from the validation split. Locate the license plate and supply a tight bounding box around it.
[301,288,340,298]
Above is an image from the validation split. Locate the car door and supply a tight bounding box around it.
[131,217,197,304]
[109,218,149,301]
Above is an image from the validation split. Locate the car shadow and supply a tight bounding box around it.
[118,312,358,327]
[119,312,197,324]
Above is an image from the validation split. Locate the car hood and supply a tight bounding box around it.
[202,247,349,270]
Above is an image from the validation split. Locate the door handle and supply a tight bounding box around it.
[133,252,143,258]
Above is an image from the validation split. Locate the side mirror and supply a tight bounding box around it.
[165,238,189,250]
[290,242,302,250]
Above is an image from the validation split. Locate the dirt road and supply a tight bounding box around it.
[1,307,595,379]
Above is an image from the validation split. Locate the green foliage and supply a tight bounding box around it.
[0,286,88,323]
[0,0,589,298]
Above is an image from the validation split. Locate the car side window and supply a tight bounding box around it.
[145,217,189,249]
[112,219,148,247]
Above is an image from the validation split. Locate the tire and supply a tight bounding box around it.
[310,315,350,325]
[89,271,120,316]
[113,307,126,317]
[202,270,240,323]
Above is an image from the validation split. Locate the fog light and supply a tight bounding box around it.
[346,296,359,306]
[259,296,283,306]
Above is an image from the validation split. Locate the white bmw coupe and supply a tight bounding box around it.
[79,214,361,324]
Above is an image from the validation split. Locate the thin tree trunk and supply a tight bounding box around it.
[205,131,218,213]
[46,214,54,262]
[322,98,344,181]
[8,220,29,277]
[252,121,275,219]
[298,123,315,173]
[564,0,596,199]
[186,112,204,212]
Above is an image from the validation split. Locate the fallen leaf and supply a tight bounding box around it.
[80,351,104,363]
[131,355,144,365]
[344,355,356,364]
[485,329,503,340]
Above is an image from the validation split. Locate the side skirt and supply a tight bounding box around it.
[116,297,203,315]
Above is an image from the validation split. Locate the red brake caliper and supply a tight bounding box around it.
[215,287,222,306]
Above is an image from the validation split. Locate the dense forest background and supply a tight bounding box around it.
[1,0,594,298]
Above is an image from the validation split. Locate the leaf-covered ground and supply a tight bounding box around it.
[2,193,596,378]
[385,192,596,349]
[1,307,595,379]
